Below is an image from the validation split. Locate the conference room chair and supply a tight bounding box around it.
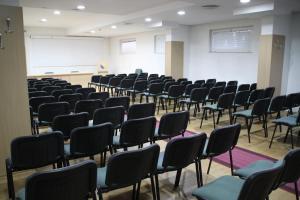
[155,133,207,199]
[284,92,300,115]
[127,73,138,80]
[224,85,237,94]
[176,78,188,84]
[59,93,83,111]
[161,81,177,95]
[269,108,300,149]
[29,106,38,135]
[98,76,111,92]
[192,161,284,200]
[106,77,122,96]
[6,132,65,199]
[29,96,56,115]
[88,91,110,101]
[179,88,208,117]
[116,73,127,79]
[233,98,271,143]
[74,99,103,120]
[158,85,185,113]
[64,123,114,166]
[105,96,130,112]
[127,80,148,103]
[113,116,156,151]
[214,81,226,87]
[28,88,37,92]
[267,95,286,119]
[140,83,163,108]
[204,86,224,105]
[234,148,300,200]
[53,80,68,85]
[148,73,159,80]
[237,84,250,92]
[198,124,241,176]
[115,78,134,96]
[48,79,60,84]
[200,93,235,129]
[127,103,156,120]
[202,82,215,89]
[16,160,97,200]
[93,106,125,131]
[161,76,172,81]
[246,89,265,109]
[264,87,276,98]
[162,78,175,86]
[75,87,96,99]
[148,79,162,85]
[28,91,48,98]
[34,83,51,91]
[153,111,189,142]
[182,83,201,98]
[88,75,101,88]
[232,90,250,112]
[194,80,205,86]
[55,82,71,88]
[64,84,82,92]
[51,112,89,140]
[52,89,73,101]
[42,86,61,95]
[250,83,257,91]
[97,144,159,200]
[206,78,216,85]
[227,80,238,86]
[180,80,193,87]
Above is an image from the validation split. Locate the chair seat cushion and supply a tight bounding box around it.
[203,104,220,111]
[16,188,25,200]
[192,176,244,200]
[233,109,254,118]
[272,115,298,127]
[97,167,108,190]
[113,135,120,146]
[159,95,177,99]
[64,144,71,156]
[156,152,177,172]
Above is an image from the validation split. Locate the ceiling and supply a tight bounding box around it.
[16,0,296,37]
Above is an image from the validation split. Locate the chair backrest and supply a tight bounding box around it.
[168,85,185,97]
[51,89,73,101]
[248,89,265,103]
[100,76,110,84]
[280,148,300,184]
[87,92,110,101]
[34,83,51,91]
[127,103,155,120]
[25,160,97,200]
[184,84,199,96]
[70,123,114,157]
[52,112,89,139]
[58,93,82,110]
[28,88,37,92]
[119,79,134,89]
[164,81,177,92]
[38,102,70,123]
[64,84,82,92]
[105,144,160,189]
[264,87,275,98]
[194,80,205,86]
[251,98,271,116]
[108,77,122,87]
[42,86,61,95]
[238,162,284,200]
[234,90,250,106]
[75,88,96,99]
[29,96,56,113]
[90,75,101,83]
[133,80,148,91]
[190,88,209,102]
[177,78,188,84]
[180,81,193,87]
[53,80,67,85]
[250,83,257,91]
[202,82,214,89]
[214,81,226,87]
[93,106,125,128]
[158,111,189,138]
[148,83,163,95]
[206,79,216,84]
[224,85,237,94]
[162,133,207,169]
[148,74,158,80]
[74,99,103,120]
[10,132,64,170]
[208,86,224,102]
[120,116,156,146]
[55,83,71,88]
[285,93,299,109]
[205,124,241,156]
[238,84,250,92]
[29,91,48,98]
[227,80,238,86]
[105,96,130,111]
[269,95,286,113]
[217,93,235,109]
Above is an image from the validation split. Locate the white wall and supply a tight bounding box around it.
[109,30,167,75]
[186,19,261,84]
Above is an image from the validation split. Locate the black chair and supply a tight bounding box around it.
[64,84,82,92]
[128,80,148,103]
[127,103,156,120]
[34,83,51,91]
[98,76,111,91]
[140,83,163,107]
[29,96,56,115]
[53,80,68,85]
[113,116,156,149]
[176,78,188,84]
[74,99,103,120]
[206,79,216,85]
[246,89,265,108]
[237,84,250,92]
[179,88,208,117]
[42,86,61,95]
[269,109,300,149]
[51,112,89,140]
[155,133,207,199]
[192,161,283,200]
[28,88,37,92]
[182,83,200,98]
[16,160,97,200]
[6,132,64,199]
[105,96,130,112]
[153,111,189,141]
[224,85,237,94]
[250,83,257,91]
[267,95,286,119]
[205,86,224,105]
[194,80,205,86]
[264,87,275,98]
[227,80,238,86]
[158,85,185,113]
[58,93,82,111]
[233,98,271,143]
[180,81,193,87]
[93,106,125,130]
[115,79,134,96]
[232,90,250,112]
[56,82,71,88]
[52,89,73,101]
[88,75,101,88]
[64,123,114,166]
[148,74,159,80]
[88,92,110,101]
[285,93,300,115]
[28,91,48,98]
[106,77,122,96]
[234,149,300,200]
[214,81,226,87]
[198,124,241,176]
[200,93,235,128]
[97,144,159,200]
[75,87,96,99]
[202,82,214,89]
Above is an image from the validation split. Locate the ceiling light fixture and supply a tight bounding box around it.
[177,10,186,16]
[40,18,47,22]
[90,30,96,34]
[240,0,250,4]
[145,17,152,22]
[77,5,86,10]
[111,25,117,29]
[53,10,61,15]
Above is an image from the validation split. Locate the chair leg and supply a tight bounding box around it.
[200,109,206,128]
[207,157,213,174]
[174,169,182,188]
[195,161,200,187]
[295,181,299,200]
[155,174,160,200]
[290,127,294,149]
[136,181,141,200]
[150,176,157,200]
[245,118,251,143]
[229,150,234,176]
[284,127,290,143]
[212,111,216,129]
[97,188,104,200]
[165,99,168,113]
[269,124,278,149]
[198,160,203,186]
[140,94,143,103]
[263,114,268,137]
[132,184,137,200]
[229,108,232,125]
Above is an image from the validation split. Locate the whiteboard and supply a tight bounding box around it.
[29,37,104,67]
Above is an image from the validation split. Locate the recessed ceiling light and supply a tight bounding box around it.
[111,25,117,29]
[77,5,86,10]
[40,18,47,22]
[53,10,61,15]
[240,0,250,3]
[90,30,96,34]
[145,17,152,22]
[177,10,186,16]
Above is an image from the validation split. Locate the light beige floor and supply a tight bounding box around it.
[0,98,298,200]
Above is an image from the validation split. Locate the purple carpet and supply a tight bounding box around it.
[180,129,299,195]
